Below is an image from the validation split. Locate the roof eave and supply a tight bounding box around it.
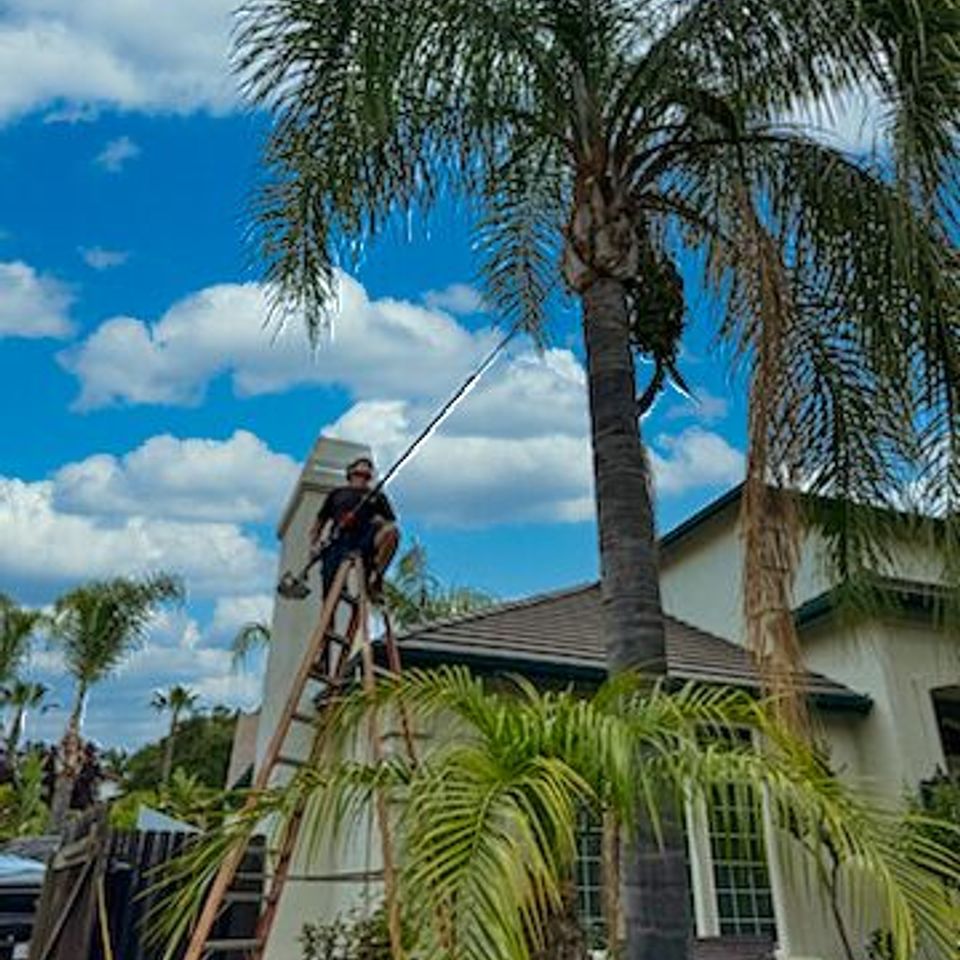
[394,641,872,714]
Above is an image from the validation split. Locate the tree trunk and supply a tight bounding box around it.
[530,881,589,960]
[161,709,179,786]
[581,277,692,960]
[51,684,85,830]
[6,705,24,755]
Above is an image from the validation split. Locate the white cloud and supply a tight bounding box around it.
[53,430,299,523]
[212,594,274,636]
[61,272,499,410]
[650,428,745,496]
[422,283,485,315]
[95,135,140,172]
[326,348,743,526]
[0,260,72,338]
[80,246,129,270]
[0,1,235,123]
[665,386,729,425]
[0,475,274,600]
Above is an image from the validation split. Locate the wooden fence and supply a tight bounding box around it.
[26,810,263,960]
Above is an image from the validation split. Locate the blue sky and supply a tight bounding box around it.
[0,1,760,749]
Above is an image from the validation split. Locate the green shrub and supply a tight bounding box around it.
[300,907,392,960]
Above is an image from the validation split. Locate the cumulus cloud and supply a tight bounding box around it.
[80,246,129,270]
[0,475,274,601]
[650,427,745,496]
[0,1,235,123]
[60,272,498,410]
[665,386,730,425]
[326,347,743,526]
[53,430,298,523]
[94,135,140,172]
[0,260,72,338]
[422,283,485,315]
[212,594,274,636]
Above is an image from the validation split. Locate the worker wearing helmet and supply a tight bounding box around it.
[310,456,399,602]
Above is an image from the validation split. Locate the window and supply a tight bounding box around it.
[932,686,960,779]
[708,783,777,938]
[574,812,606,949]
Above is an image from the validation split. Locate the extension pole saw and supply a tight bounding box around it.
[277,323,520,600]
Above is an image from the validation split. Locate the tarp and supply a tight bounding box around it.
[135,806,199,834]
[0,854,45,887]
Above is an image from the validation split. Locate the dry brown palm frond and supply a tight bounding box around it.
[730,184,807,734]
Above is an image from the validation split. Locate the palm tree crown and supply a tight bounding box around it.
[153,684,200,786]
[53,573,184,691]
[235,0,959,693]
[0,594,44,686]
[152,684,200,719]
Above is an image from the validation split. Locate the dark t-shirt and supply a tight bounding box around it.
[316,486,396,547]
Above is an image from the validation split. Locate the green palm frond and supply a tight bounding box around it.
[52,573,184,688]
[0,595,45,686]
[383,543,495,630]
[229,620,271,671]
[154,669,960,960]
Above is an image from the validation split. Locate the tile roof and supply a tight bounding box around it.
[396,583,870,711]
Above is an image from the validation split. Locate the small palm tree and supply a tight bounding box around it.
[230,621,272,673]
[2,680,52,758]
[384,543,494,630]
[156,668,960,960]
[152,684,200,786]
[0,594,44,687]
[49,572,183,828]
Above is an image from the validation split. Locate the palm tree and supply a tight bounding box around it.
[230,620,272,673]
[152,684,200,786]
[49,572,183,829]
[383,542,494,630]
[156,668,960,960]
[2,680,52,758]
[234,3,960,953]
[0,594,44,687]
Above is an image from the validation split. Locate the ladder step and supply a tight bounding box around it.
[292,710,316,725]
[223,891,264,904]
[276,753,305,768]
[204,938,262,952]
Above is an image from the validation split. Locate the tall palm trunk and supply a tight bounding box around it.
[581,277,691,960]
[161,708,180,786]
[50,683,85,830]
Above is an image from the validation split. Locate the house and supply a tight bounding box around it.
[248,435,960,960]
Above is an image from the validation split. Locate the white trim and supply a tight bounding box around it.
[686,794,719,937]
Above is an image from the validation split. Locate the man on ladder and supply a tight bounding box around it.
[310,456,399,602]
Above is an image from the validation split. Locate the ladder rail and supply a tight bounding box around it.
[358,594,404,960]
[181,558,356,960]
[252,592,364,953]
[253,583,417,959]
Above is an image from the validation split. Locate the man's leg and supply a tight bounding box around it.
[366,522,399,601]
